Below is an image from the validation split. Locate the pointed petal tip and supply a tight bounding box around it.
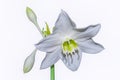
[70,67,79,71]
[97,23,101,26]
[96,24,101,28]
[40,64,48,70]
[61,9,65,13]
[93,44,104,54]
[94,47,104,54]
[60,9,67,15]
[65,64,80,71]
[95,43,105,53]
[93,24,101,32]
[99,45,105,52]
[91,24,101,30]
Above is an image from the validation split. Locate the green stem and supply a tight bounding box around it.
[50,65,55,80]
[35,23,44,37]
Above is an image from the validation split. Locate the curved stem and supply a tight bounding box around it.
[50,65,55,80]
[35,23,44,37]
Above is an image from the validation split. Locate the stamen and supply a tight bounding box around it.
[62,39,79,64]
[72,51,75,55]
[75,49,78,54]
[62,51,67,63]
[67,54,70,66]
[69,54,73,64]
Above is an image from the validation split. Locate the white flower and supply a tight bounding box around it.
[35,10,104,71]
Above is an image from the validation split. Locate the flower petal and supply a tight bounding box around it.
[60,49,82,71]
[54,10,76,32]
[35,34,61,52]
[40,46,61,69]
[23,49,37,73]
[78,39,104,54]
[73,24,101,41]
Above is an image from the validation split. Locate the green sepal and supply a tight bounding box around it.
[42,22,51,37]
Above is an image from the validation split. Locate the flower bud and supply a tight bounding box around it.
[26,7,38,26]
[23,49,37,73]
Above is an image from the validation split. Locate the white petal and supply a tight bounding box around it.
[54,10,76,33]
[40,46,61,69]
[23,49,37,73]
[35,34,61,52]
[73,24,101,41]
[60,49,82,71]
[78,39,104,54]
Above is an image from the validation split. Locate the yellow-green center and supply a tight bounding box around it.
[62,39,78,54]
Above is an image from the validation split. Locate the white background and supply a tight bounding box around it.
[0,0,120,80]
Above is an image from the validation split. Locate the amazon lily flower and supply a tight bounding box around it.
[35,10,104,71]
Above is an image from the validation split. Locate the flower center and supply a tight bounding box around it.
[62,39,78,54]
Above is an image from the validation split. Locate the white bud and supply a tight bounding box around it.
[23,49,37,73]
[26,7,38,26]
